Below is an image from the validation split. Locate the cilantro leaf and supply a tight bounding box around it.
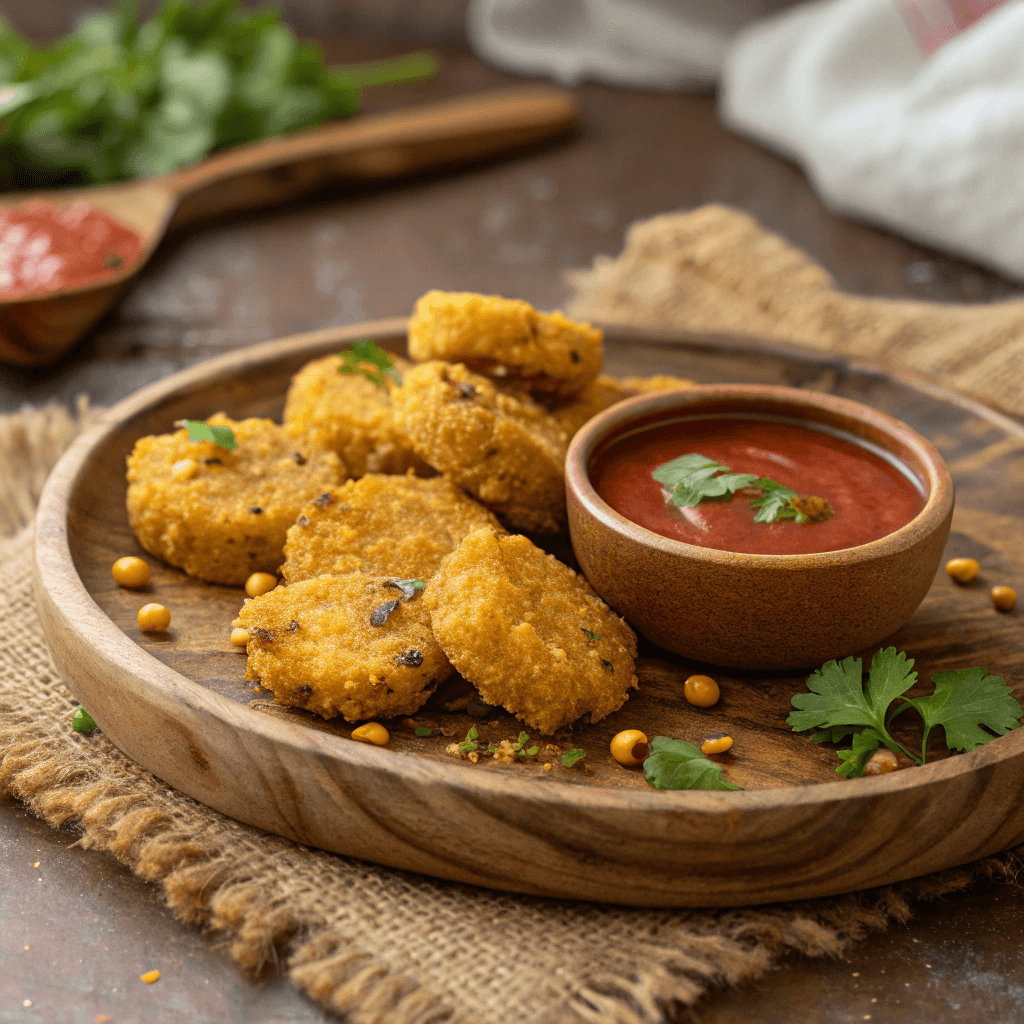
[788,648,919,764]
[643,737,743,791]
[560,748,586,767]
[338,339,401,387]
[652,453,758,508]
[836,728,882,778]
[458,726,479,753]
[908,667,1021,756]
[179,419,236,450]
[414,726,432,737]
[750,478,802,524]
[811,724,863,744]
[580,628,601,641]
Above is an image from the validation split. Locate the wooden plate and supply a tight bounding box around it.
[33,319,1024,907]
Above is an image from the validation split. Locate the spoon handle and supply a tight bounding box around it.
[163,86,576,230]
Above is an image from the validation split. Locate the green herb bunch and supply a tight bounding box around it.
[789,647,1022,777]
[0,0,436,187]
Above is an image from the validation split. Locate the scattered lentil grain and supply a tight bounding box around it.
[111,556,150,589]
[137,603,170,631]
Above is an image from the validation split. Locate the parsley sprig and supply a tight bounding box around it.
[338,339,401,387]
[642,737,742,791]
[651,453,831,525]
[789,647,1022,776]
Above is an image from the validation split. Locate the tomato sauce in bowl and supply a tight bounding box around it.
[590,415,926,555]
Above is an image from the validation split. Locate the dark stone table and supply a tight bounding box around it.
[2,12,1023,1024]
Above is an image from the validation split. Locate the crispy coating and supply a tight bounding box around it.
[283,352,428,477]
[407,290,602,398]
[424,529,638,734]
[281,474,503,584]
[236,573,453,721]
[126,414,345,586]
[391,361,570,534]
[551,374,696,437]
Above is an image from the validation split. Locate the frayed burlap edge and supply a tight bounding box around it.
[0,393,1021,1023]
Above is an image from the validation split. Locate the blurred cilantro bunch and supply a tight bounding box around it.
[0,0,436,187]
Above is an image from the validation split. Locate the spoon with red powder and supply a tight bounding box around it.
[0,86,575,366]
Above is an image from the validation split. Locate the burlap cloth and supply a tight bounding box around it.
[2,206,1022,1023]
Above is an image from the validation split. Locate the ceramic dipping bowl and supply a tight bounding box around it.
[565,385,954,671]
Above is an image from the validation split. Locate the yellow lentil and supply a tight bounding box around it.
[140,969,160,984]
[609,729,649,767]
[684,674,720,707]
[245,571,278,598]
[351,722,390,746]
[230,627,250,647]
[701,733,733,755]
[991,585,1017,612]
[137,603,170,631]
[111,556,150,589]
[945,557,980,583]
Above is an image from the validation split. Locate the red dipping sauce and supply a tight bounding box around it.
[0,200,144,301]
[590,416,926,555]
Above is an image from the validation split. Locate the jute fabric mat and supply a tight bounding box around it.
[2,203,1022,1021]
[566,205,1024,420]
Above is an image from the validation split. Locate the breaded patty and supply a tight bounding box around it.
[424,529,638,734]
[126,414,345,585]
[236,572,453,721]
[281,474,503,584]
[551,374,696,437]
[283,352,427,477]
[391,361,569,534]
[407,290,602,398]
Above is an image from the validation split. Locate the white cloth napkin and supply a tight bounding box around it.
[466,0,1024,281]
[719,0,1024,281]
[466,0,779,88]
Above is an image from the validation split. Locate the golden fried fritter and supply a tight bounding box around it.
[391,361,569,534]
[126,414,345,586]
[281,474,503,584]
[236,572,453,721]
[283,352,428,477]
[551,373,696,437]
[407,290,602,398]
[424,529,637,734]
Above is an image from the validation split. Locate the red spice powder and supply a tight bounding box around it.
[0,199,144,301]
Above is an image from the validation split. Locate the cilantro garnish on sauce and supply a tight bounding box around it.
[338,340,402,387]
[179,419,236,450]
[642,737,742,791]
[651,453,832,525]
[789,647,1022,776]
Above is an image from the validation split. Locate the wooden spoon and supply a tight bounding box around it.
[0,86,576,367]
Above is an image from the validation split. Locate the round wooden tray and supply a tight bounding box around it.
[34,318,1024,907]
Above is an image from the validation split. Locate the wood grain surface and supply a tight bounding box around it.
[33,321,1024,907]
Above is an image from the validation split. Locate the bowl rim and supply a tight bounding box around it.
[565,383,955,566]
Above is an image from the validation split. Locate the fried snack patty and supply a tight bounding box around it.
[127,414,345,586]
[281,474,503,584]
[283,352,427,477]
[551,373,696,437]
[236,573,453,721]
[392,361,569,534]
[407,290,602,398]
[425,529,638,734]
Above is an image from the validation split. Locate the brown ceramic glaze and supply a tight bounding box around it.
[565,386,955,670]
